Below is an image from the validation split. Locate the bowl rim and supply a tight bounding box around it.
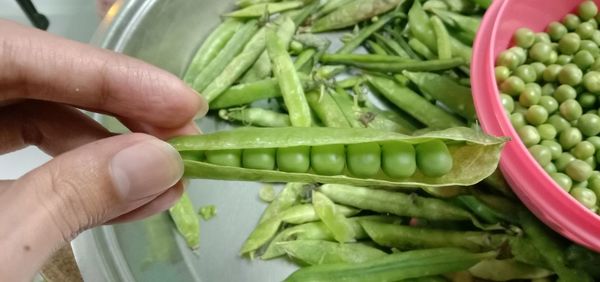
[472,0,600,252]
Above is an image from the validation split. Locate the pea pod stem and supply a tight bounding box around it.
[168,192,200,250]
[267,24,312,127]
[284,248,498,282]
[367,75,465,129]
[218,107,292,127]
[192,20,259,92]
[360,220,509,252]
[183,19,242,84]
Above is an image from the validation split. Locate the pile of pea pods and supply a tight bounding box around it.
[167,0,600,281]
[496,1,600,215]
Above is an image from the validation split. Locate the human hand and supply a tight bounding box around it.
[0,19,207,281]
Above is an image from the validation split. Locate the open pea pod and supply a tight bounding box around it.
[169,127,506,188]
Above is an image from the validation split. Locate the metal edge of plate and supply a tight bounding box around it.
[71,0,158,281]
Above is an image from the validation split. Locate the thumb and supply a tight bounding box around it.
[0,133,183,281]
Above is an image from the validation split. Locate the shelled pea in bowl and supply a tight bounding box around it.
[473,0,600,252]
[161,0,600,281]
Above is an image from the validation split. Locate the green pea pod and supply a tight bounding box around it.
[209,74,313,110]
[321,53,411,64]
[284,248,497,282]
[360,220,509,252]
[468,259,554,281]
[277,240,387,265]
[306,90,352,128]
[403,71,476,121]
[259,182,306,224]
[320,184,473,221]
[430,9,480,43]
[337,11,402,54]
[183,19,242,84]
[168,192,200,249]
[236,0,277,8]
[469,0,491,9]
[262,216,401,259]
[315,0,355,19]
[312,191,356,243]
[171,126,505,187]
[225,1,305,18]
[219,107,292,127]
[334,58,465,73]
[310,0,406,33]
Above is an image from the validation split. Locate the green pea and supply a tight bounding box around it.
[558,64,583,86]
[576,21,596,39]
[587,18,598,29]
[583,71,600,94]
[544,162,558,173]
[530,62,547,80]
[537,124,557,140]
[548,114,572,132]
[572,141,596,160]
[551,172,573,191]
[595,147,600,163]
[529,42,553,63]
[571,187,597,209]
[589,173,600,196]
[500,76,526,96]
[243,148,276,170]
[541,83,556,96]
[510,47,528,65]
[556,152,576,171]
[563,14,582,31]
[277,146,310,173]
[589,155,599,169]
[519,88,541,107]
[514,104,528,114]
[525,105,548,125]
[553,84,577,102]
[560,99,583,121]
[577,93,597,109]
[495,66,511,83]
[311,144,346,175]
[573,50,595,69]
[588,136,600,149]
[541,140,563,159]
[593,29,600,45]
[543,64,562,82]
[559,33,581,55]
[510,112,527,129]
[547,21,568,41]
[579,113,600,136]
[381,142,416,178]
[560,127,583,149]
[591,58,600,71]
[514,65,537,83]
[579,1,599,21]
[529,145,552,166]
[539,96,559,114]
[415,140,453,177]
[514,27,535,48]
[206,149,242,167]
[580,40,600,56]
[518,125,541,147]
[534,32,552,44]
[496,50,520,70]
[500,94,515,112]
[556,55,573,65]
[347,143,381,178]
[180,151,205,162]
[566,159,593,182]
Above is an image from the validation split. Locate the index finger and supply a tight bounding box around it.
[0,19,207,130]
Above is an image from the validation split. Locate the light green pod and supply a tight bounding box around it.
[170,127,505,188]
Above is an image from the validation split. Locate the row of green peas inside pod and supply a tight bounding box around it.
[181,140,453,179]
[496,0,600,211]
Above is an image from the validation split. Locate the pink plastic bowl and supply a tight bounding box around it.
[472,0,600,252]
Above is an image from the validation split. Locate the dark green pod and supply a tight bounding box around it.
[169,127,505,188]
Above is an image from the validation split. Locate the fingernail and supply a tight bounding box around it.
[110,139,184,201]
